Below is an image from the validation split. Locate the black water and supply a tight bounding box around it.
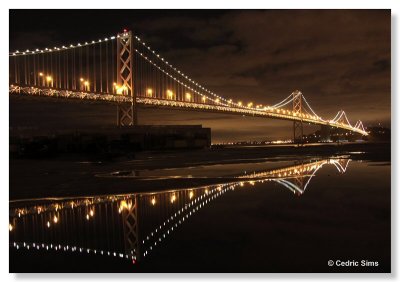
[9,153,391,272]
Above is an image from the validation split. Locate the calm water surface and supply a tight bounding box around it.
[9,156,390,272]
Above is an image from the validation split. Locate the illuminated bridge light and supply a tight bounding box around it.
[167,90,174,99]
[170,193,176,203]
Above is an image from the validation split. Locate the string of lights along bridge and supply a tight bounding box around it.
[9,29,368,142]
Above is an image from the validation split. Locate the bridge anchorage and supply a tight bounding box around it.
[9,29,368,142]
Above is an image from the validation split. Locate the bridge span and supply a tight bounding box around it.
[9,30,368,141]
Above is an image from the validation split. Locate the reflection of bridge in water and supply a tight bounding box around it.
[9,158,350,263]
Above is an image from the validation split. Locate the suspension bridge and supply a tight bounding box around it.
[10,158,350,262]
[9,30,368,142]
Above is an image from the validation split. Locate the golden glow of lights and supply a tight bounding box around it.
[80,78,84,82]
[47,221,51,228]
[86,214,90,220]
[238,101,242,107]
[119,200,128,212]
[185,92,191,101]
[249,181,255,186]
[215,98,220,104]
[170,194,176,203]
[247,102,253,108]
[89,209,94,217]
[167,90,174,99]
[146,88,153,97]
[151,197,156,206]
[201,96,206,102]
[84,81,89,86]
[114,84,127,95]
[189,191,194,199]
[53,215,58,224]
[39,72,43,77]
[240,182,244,187]
[205,189,209,195]
[9,224,13,232]
[46,76,52,82]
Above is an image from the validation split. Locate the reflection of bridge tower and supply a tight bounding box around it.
[116,31,137,126]
[292,90,303,144]
[121,195,140,261]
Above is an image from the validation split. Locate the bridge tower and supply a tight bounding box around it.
[292,90,303,144]
[121,195,141,261]
[116,30,137,126]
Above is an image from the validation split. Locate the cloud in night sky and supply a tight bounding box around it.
[9,10,390,141]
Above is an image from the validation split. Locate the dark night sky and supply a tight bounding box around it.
[9,10,391,142]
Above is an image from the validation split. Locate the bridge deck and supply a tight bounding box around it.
[9,85,367,135]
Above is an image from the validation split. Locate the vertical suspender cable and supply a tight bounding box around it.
[106,41,109,93]
[99,44,103,93]
[66,49,69,89]
[111,40,115,91]
[86,45,89,90]
[33,54,36,86]
[24,56,27,85]
[14,56,17,84]
[93,44,96,92]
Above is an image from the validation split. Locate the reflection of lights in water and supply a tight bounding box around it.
[9,158,350,262]
[10,241,136,261]
[9,224,13,232]
[143,183,237,258]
